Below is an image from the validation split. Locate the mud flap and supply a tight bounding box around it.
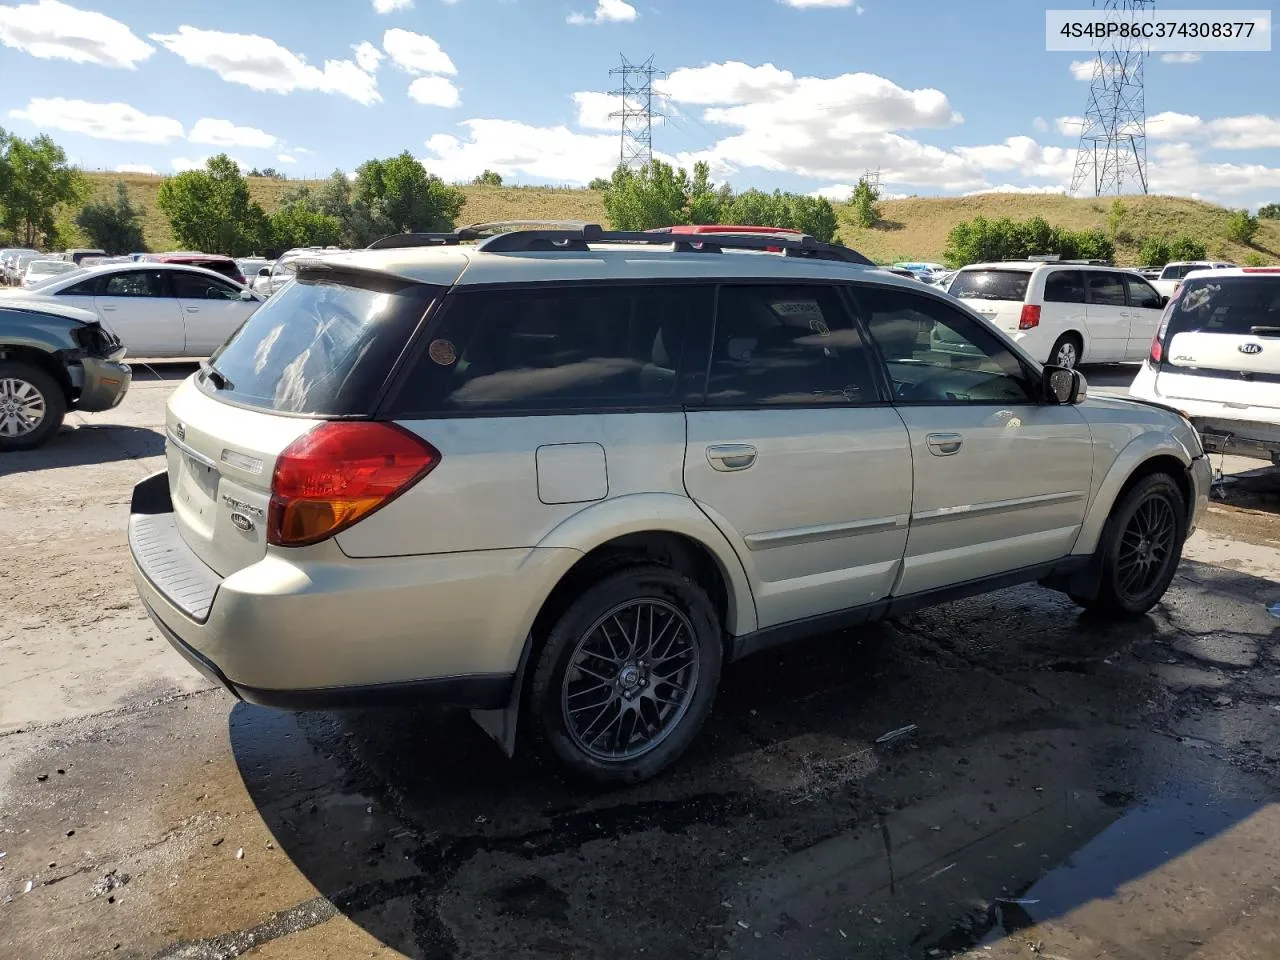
[469,633,534,758]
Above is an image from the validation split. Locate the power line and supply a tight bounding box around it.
[609,55,663,170]
[1069,0,1153,196]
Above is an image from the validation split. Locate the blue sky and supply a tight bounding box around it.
[1,0,1277,207]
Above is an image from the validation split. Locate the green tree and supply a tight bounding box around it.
[587,177,611,191]
[270,185,343,250]
[157,155,272,255]
[1106,198,1126,238]
[686,161,725,225]
[725,188,784,227]
[1,131,86,248]
[1169,235,1207,261]
[781,194,839,243]
[75,181,146,254]
[1243,252,1270,267]
[1138,236,1172,267]
[602,161,690,231]
[1225,209,1259,245]
[472,169,503,186]
[1259,202,1280,220]
[350,151,465,245]
[943,215,1115,268]
[849,176,881,228]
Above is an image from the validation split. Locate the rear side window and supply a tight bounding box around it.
[102,270,168,298]
[59,276,100,296]
[203,274,436,415]
[948,270,1031,302]
[1167,277,1280,337]
[387,284,711,415]
[1085,271,1126,306]
[705,284,880,406]
[1043,270,1085,304]
[1124,274,1163,310]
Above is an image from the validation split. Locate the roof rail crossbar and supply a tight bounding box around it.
[475,224,874,265]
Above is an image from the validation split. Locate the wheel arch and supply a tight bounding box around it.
[1073,434,1194,557]
[0,345,74,404]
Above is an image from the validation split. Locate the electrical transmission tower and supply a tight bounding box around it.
[609,55,662,170]
[863,168,883,192]
[1069,0,1153,196]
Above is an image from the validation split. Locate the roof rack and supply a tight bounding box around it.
[366,221,874,266]
[1000,256,1113,266]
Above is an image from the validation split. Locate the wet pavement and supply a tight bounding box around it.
[3,365,1280,960]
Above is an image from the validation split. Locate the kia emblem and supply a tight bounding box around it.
[1239,342,1263,355]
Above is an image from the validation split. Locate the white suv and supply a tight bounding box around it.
[128,224,1210,783]
[1151,260,1236,299]
[947,260,1169,369]
[1131,266,1280,464]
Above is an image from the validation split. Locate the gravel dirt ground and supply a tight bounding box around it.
[3,364,1280,960]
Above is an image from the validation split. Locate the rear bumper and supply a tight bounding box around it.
[74,356,131,412]
[127,470,562,710]
[1192,418,1280,461]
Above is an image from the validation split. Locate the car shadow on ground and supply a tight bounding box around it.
[229,560,1280,959]
[0,423,163,474]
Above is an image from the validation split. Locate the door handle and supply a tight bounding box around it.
[100,305,117,312]
[926,433,963,456]
[707,444,757,472]
[186,307,200,313]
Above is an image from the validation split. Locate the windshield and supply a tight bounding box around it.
[1166,276,1280,338]
[26,264,82,288]
[202,273,438,415]
[1160,263,1208,281]
[948,269,1032,302]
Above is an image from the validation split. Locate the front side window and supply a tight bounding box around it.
[857,287,1036,404]
[1124,274,1164,310]
[704,284,880,406]
[101,270,168,298]
[171,271,241,301]
[1085,271,1127,307]
[388,284,711,415]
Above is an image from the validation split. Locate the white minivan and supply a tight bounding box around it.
[1130,267,1280,465]
[946,260,1169,368]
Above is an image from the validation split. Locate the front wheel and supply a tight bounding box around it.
[1074,473,1187,618]
[527,565,723,784]
[0,361,66,452]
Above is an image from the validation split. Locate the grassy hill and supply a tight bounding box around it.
[81,171,1278,266]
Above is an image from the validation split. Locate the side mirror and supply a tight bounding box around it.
[239,288,256,301]
[258,267,271,277]
[1043,365,1086,405]
[1160,295,1170,307]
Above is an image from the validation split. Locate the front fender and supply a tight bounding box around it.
[1072,430,1193,556]
[535,492,758,636]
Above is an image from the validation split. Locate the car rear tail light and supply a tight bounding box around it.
[1018,304,1041,330]
[268,422,440,547]
[1149,284,1184,364]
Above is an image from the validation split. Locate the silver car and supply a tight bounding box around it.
[129,225,1211,784]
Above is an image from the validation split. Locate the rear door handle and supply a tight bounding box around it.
[186,307,200,313]
[100,305,117,312]
[707,444,757,472]
[926,433,963,456]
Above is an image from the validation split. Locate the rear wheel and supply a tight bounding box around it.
[0,361,66,452]
[1049,333,1082,370]
[1074,472,1187,618]
[527,565,722,784]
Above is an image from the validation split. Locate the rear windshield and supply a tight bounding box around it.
[201,273,437,415]
[1167,276,1280,338]
[1160,263,1208,281]
[947,269,1031,302]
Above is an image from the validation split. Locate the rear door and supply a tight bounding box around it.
[682,283,912,628]
[858,285,1093,595]
[1083,270,1128,361]
[93,268,185,356]
[1154,274,1280,411]
[1122,272,1166,360]
[170,269,259,356]
[1040,268,1088,363]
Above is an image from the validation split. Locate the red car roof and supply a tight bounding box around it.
[656,225,805,235]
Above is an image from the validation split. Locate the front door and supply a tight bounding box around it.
[683,283,913,628]
[1122,272,1167,361]
[169,269,259,356]
[856,284,1095,596]
[93,268,185,357]
[1084,270,1129,362]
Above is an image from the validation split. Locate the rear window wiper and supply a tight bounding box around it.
[200,360,234,391]
[1250,325,1280,338]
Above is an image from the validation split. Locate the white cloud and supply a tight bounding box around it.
[1068,58,1120,81]
[0,0,153,69]
[661,62,796,106]
[172,155,246,174]
[8,97,183,143]
[808,183,856,200]
[373,0,413,11]
[779,0,864,7]
[383,28,456,75]
[114,163,158,175]
[1161,52,1201,64]
[150,26,380,105]
[1032,116,1048,133]
[1055,115,1085,136]
[953,136,1074,181]
[568,0,637,25]
[293,146,314,155]
[353,40,383,73]
[424,119,635,184]
[188,117,278,149]
[408,76,461,107]
[277,153,297,164]
[1206,115,1280,150]
[572,91,623,131]
[1148,141,1280,197]
[1146,110,1203,140]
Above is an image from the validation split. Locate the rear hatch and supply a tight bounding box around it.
[947,268,1032,334]
[164,260,454,577]
[1154,273,1280,411]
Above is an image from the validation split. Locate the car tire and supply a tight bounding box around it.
[0,361,66,452]
[1073,472,1187,619]
[1049,333,1082,370]
[527,564,723,785]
